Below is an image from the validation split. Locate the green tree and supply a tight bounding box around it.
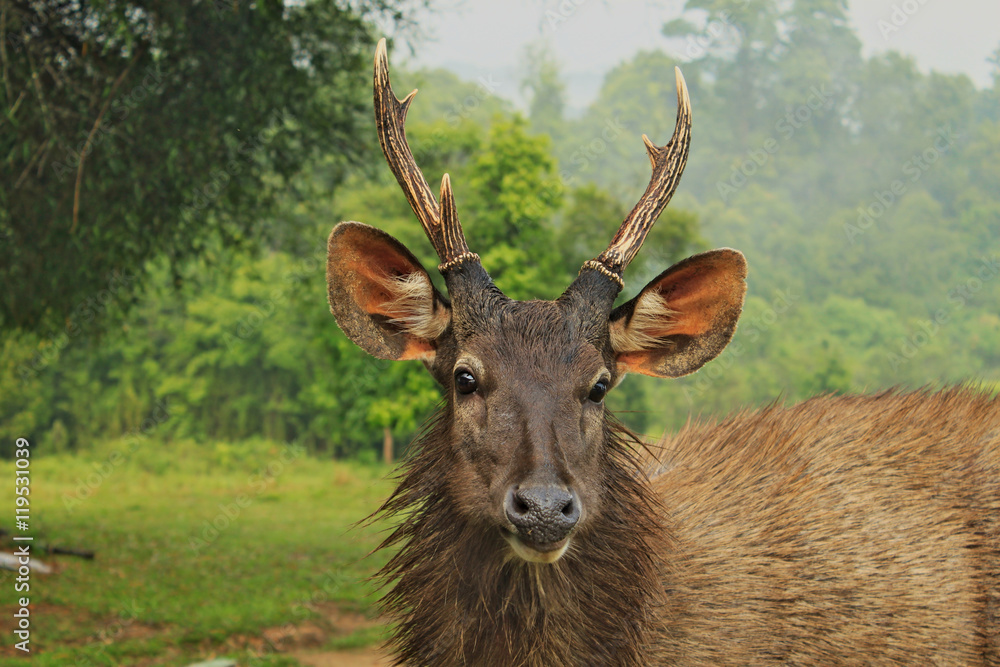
[556,184,702,299]
[662,0,783,144]
[563,50,696,191]
[464,116,565,299]
[520,41,567,143]
[0,0,417,334]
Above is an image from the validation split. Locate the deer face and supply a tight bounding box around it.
[326,40,747,564]
[442,300,612,563]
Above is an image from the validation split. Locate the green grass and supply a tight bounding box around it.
[0,439,396,665]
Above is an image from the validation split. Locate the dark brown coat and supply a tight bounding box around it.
[372,389,999,666]
[327,40,1000,666]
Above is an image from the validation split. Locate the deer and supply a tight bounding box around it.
[325,39,1000,666]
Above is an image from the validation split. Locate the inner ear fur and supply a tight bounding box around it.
[327,221,451,361]
[609,248,747,378]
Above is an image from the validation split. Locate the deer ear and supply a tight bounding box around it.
[609,249,747,378]
[327,222,451,361]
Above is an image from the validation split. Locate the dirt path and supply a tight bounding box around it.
[292,646,391,666]
[269,604,392,666]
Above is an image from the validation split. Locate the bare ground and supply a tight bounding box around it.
[292,646,391,666]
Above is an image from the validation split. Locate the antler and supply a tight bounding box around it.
[583,67,692,288]
[373,38,478,272]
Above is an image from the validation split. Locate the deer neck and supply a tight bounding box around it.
[376,419,668,666]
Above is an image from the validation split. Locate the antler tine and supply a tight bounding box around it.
[585,67,692,288]
[373,39,477,271]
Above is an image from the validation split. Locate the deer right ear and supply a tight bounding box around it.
[327,222,451,361]
[608,249,747,378]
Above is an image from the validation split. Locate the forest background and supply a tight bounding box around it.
[3,0,999,461]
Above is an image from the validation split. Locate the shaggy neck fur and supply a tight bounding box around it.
[375,413,667,667]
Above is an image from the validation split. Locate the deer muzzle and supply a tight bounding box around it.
[503,484,580,563]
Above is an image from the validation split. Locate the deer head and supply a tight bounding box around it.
[327,39,747,565]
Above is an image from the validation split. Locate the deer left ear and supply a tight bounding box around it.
[327,221,451,361]
[609,249,747,378]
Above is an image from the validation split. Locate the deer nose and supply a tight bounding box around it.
[504,484,580,546]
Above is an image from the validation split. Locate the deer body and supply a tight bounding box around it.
[374,389,999,666]
[654,390,999,665]
[326,41,1000,665]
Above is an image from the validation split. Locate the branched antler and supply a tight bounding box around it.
[584,67,692,287]
[373,39,478,272]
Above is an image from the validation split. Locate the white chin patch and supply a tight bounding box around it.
[504,533,570,564]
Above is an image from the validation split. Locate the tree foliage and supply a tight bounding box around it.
[0,0,415,334]
[5,7,999,458]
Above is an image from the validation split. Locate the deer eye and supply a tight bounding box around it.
[588,379,609,403]
[455,369,478,395]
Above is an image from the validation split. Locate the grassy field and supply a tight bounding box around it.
[0,439,396,666]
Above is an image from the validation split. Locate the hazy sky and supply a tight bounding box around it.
[392,0,1000,113]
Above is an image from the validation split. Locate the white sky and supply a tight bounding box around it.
[392,0,1000,113]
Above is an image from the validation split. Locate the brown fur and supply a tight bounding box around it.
[374,388,999,666]
[648,388,1000,665]
[327,222,451,361]
[377,415,667,667]
[329,221,998,664]
[335,42,998,666]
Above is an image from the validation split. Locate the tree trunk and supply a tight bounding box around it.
[383,427,394,465]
